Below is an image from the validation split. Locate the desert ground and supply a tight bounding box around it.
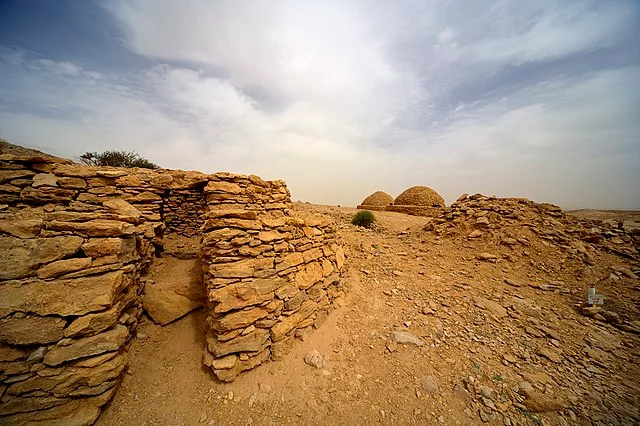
[566,210,640,232]
[97,202,640,426]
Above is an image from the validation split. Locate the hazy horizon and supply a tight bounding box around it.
[1,1,639,210]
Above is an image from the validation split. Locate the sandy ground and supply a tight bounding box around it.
[566,210,640,231]
[98,205,640,426]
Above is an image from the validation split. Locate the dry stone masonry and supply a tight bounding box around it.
[162,188,207,237]
[0,146,346,424]
[358,186,446,217]
[0,154,159,425]
[200,177,346,381]
[356,191,394,211]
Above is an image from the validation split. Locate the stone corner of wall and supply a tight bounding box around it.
[199,200,347,381]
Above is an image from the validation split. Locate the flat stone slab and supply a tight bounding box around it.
[143,258,205,325]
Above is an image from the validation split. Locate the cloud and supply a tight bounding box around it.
[0,1,639,209]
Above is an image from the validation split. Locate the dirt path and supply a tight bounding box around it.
[99,206,640,425]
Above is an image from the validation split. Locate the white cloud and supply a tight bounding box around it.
[1,1,639,209]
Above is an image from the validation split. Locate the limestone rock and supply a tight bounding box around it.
[209,278,285,314]
[81,237,138,263]
[476,252,497,262]
[20,187,76,203]
[0,270,127,317]
[0,395,69,416]
[420,376,438,393]
[213,347,270,382]
[284,291,307,311]
[127,191,162,203]
[204,353,237,370]
[206,329,270,358]
[257,230,283,242]
[504,278,522,287]
[476,216,490,226]
[32,173,58,187]
[37,258,92,279]
[64,304,123,338]
[473,296,507,318]
[454,383,472,403]
[519,381,564,412]
[334,245,346,270]
[0,315,66,345]
[209,257,274,279]
[102,199,141,219]
[97,169,128,178]
[46,219,136,237]
[390,331,424,346]
[205,181,242,194]
[143,259,204,325]
[57,177,87,189]
[208,307,269,333]
[276,252,305,271]
[0,218,42,238]
[500,237,518,246]
[0,346,28,362]
[0,169,35,183]
[269,313,302,342]
[295,261,324,290]
[304,349,324,369]
[536,346,562,363]
[205,209,257,220]
[269,301,319,342]
[275,283,299,300]
[203,218,262,231]
[43,325,129,366]
[0,235,83,280]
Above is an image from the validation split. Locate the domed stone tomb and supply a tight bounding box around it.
[386,186,445,217]
[394,186,445,208]
[357,191,394,211]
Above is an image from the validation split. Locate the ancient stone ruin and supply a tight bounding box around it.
[200,182,345,381]
[357,185,446,217]
[356,191,394,211]
[0,146,346,424]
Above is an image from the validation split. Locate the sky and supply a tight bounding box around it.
[0,0,639,209]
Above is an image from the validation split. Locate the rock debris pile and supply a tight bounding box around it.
[426,193,639,327]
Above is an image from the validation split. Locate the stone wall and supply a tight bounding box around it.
[162,188,207,237]
[385,204,443,217]
[357,204,444,217]
[200,177,346,381]
[0,155,159,425]
[0,150,346,423]
[355,204,387,212]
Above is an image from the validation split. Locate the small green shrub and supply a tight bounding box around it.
[352,210,376,228]
[79,150,159,169]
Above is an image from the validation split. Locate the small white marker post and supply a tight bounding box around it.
[588,287,604,306]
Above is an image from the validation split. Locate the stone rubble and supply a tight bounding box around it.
[425,193,640,330]
[317,195,638,425]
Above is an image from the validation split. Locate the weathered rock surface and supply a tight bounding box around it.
[0,271,128,318]
[304,349,324,369]
[143,259,204,325]
[43,325,129,366]
[0,315,66,345]
[0,236,83,280]
[390,331,424,346]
